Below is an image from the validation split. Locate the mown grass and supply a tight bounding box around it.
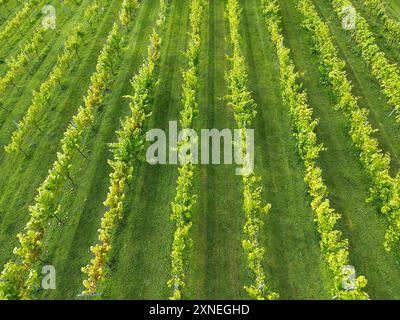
[186,0,247,299]
[385,0,400,18]
[278,0,400,299]
[0,0,101,266]
[0,0,23,24]
[0,1,74,74]
[39,0,164,299]
[102,0,190,299]
[0,0,125,297]
[351,0,400,62]
[1,0,400,300]
[243,0,334,299]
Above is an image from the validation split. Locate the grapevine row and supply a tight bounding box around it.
[5,2,104,156]
[120,0,139,26]
[262,0,369,300]
[226,0,278,300]
[80,0,168,296]
[328,0,400,125]
[0,26,46,112]
[297,0,400,251]
[0,0,83,109]
[0,2,86,114]
[0,6,125,301]
[0,0,37,47]
[362,0,400,46]
[167,0,205,301]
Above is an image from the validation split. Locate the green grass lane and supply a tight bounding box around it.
[385,0,400,18]
[0,0,23,21]
[2,0,400,300]
[102,0,192,299]
[279,0,400,299]
[0,0,123,290]
[0,1,91,75]
[311,0,400,174]
[0,1,93,132]
[0,1,33,36]
[0,0,97,262]
[351,0,400,64]
[37,1,164,300]
[240,0,331,300]
[0,1,51,66]
[185,0,247,300]
[189,0,329,300]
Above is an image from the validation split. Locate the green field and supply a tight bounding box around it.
[1,0,400,300]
